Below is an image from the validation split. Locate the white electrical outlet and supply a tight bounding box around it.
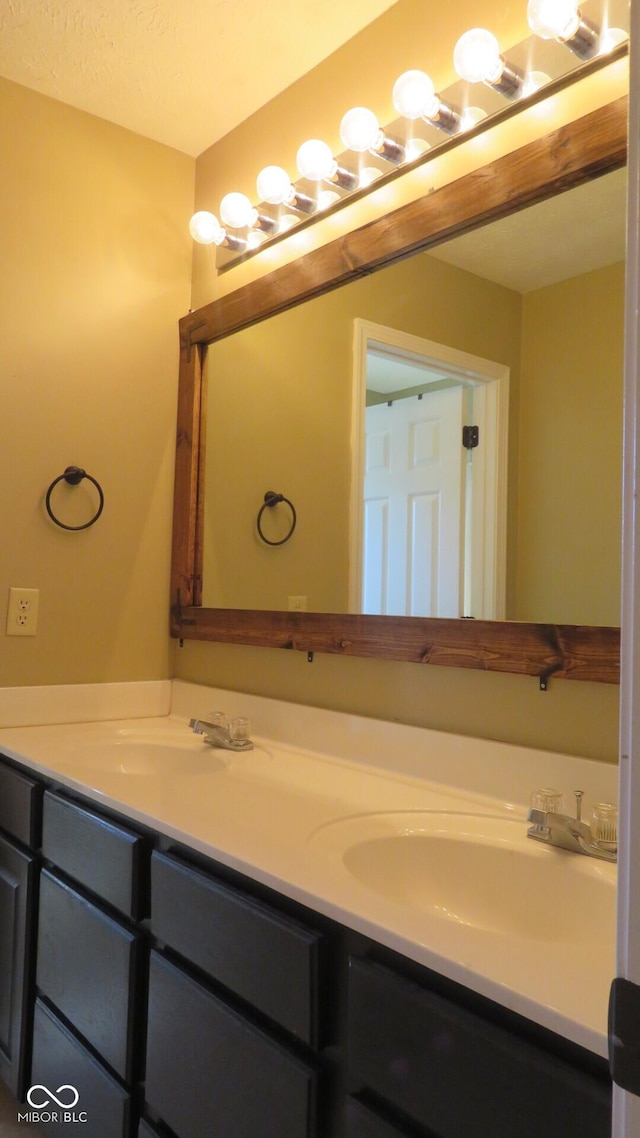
[288,595,308,612]
[6,587,40,636]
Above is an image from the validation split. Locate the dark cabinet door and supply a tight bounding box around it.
[30,999,131,1138]
[348,957,612,1138]
[145,951,318,1138]
[36,870,140,1083]
[0,759,42,848]
[0,833,35,1097]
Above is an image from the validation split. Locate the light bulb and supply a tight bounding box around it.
[522,70,551,96]
[405,138,431,162]
[340,107,381,153]
[317,189,341,211]
[296,139,336,181]
[256,166,293,205]
[454,29,503,85]
[460,106,488,131]
[188,211,225,245]
[220,192,257,229]
[359,167,383,188]
[527,0,581,41]
[392,70,438,120]
[599,27,628,54]
[246,230,264,250]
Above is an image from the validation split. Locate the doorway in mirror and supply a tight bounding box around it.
[351,320,508,620]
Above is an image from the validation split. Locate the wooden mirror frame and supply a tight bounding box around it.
[171,97,626,686]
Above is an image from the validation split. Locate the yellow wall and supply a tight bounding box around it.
[175,0,624,762]
[203,256,623,626]
[516,263,624,625]
[0,77,194,685]
[0,3,622,763]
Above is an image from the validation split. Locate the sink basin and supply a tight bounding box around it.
[62,729,228,778]
[308,811,616,942]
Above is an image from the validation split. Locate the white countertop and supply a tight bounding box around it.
[0,680,618,1062]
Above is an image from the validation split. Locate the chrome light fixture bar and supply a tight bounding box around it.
[193,0,628,272]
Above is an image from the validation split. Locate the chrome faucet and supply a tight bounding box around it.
[526,789,617,863]
[189,716,254,751]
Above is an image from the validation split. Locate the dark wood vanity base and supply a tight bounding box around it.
[0,752,612,1137]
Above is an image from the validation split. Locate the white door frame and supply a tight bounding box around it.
[349,319,509,618]
[613,0,640,1132]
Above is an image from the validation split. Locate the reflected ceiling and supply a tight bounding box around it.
[430,166,627,292]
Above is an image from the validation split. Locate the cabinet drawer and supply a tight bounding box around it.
[0,758,42,848]
[348,958,611,1138]
[145,951,317,1138]
[151,850,322,1044]
[36,870,140,1082]
[31,999,130,1138]
[42,791,147,918]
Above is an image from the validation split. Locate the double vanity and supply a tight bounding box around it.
[0,680,617,1137]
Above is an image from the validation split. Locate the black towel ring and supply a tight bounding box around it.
[45,466,104,531]
[256,490,297,546]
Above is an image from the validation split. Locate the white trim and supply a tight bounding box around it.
[349,318,509,618]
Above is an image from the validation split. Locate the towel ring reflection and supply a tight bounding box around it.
[45,466,104,531]
[256,490,297,546]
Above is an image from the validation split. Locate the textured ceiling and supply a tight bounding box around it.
[0,0,399,155]
[429,167,627,293]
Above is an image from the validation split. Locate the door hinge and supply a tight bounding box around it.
[609,977,640,1093]
[462,425,479,450]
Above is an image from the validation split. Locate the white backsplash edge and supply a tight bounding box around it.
[0,677,618,816]
[171,679,619,813]
[0,680,171,727]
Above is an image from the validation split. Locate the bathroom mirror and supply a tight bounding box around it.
[201,168,625,626]
[171,97,626,684]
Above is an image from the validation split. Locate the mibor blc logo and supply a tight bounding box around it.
[18,1084,88,1124]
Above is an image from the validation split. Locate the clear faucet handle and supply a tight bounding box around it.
[209,711,229,732]
[531,787,564,814]
[230,716,251,743]
[591,803,618,849]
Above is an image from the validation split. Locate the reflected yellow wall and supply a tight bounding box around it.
[203,256,624,628]
[516,263,624,625]
[203,253,521,612]
[176,0,624,762]
[0,77,194,685]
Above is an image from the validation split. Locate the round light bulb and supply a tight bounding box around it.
[296,139,335,181]
[256,165,292,205]
[460,106,488,131]
[527,0,581,41]
[188,211,225,245]
[405,137,431,162]
[599,27,628,54]
[340,107,381,153]
[392,70,438,120]
[359,167,383,188]
[317,188,341,211]
[454,28,503,85]
[219,192,256,229]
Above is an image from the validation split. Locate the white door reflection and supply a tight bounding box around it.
[363,384,466,617]
[351,321,509,620]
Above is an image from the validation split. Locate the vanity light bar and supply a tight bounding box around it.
[190,0,628,270]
